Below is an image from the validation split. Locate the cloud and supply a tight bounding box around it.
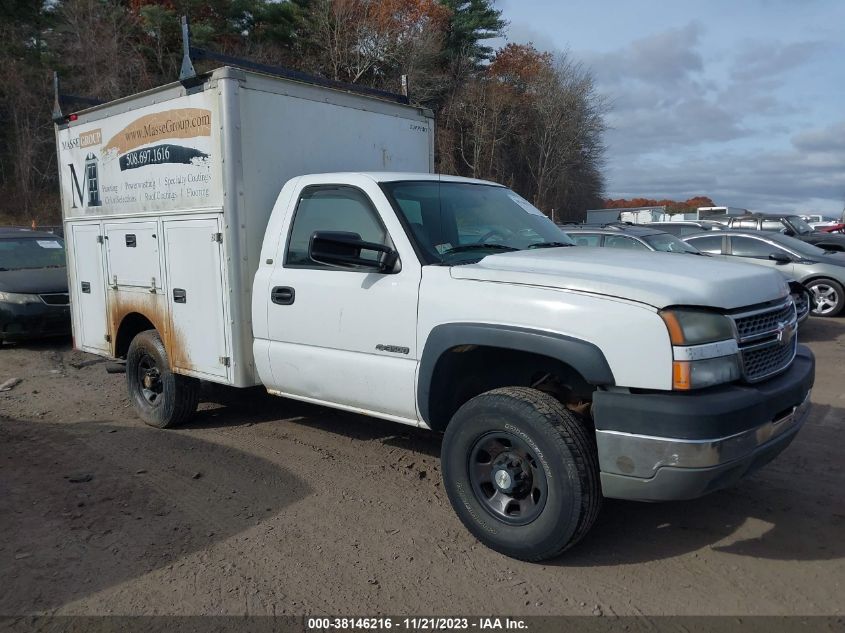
[606,119,845,212]
[730,40,827,82]
[586,23,704,88]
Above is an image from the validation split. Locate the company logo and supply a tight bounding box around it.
[60,128,102,151]
[776,320,796,347]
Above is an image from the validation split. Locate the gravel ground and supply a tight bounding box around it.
[0,319,843,616]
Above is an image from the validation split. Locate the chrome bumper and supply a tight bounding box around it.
[597,391,811,480]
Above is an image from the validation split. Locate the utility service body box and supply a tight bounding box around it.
[56,66,435,387]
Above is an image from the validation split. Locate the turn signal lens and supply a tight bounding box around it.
[672,361,692,390]
[662,311,686,345]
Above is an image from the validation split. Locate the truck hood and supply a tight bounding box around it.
[450,248,788,310]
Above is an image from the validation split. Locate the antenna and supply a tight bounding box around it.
[52,71,63,123]
[179,16,197,82]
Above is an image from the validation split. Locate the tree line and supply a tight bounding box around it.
[0,0,607,225]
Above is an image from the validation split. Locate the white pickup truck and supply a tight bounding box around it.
[56,67,814,560]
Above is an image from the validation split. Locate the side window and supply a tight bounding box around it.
[571,233,602,247]
[605,235,649,250]
[730,237,782,258]
[688,235,723,254]
[286,186,389,267]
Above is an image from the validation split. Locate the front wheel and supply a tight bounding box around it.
[806,278,845,317]
[441,387,602,561]
[126,329,200,428]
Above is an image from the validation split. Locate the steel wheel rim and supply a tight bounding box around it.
[810,284,839,315]
[137,353,163,406]
[468,431,548,525]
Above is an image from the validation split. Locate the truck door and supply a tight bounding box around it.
[263,183,420,422]
[162,217,230,380]
[69,223,110,353]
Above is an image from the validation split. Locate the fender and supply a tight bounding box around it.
[417,322,615,425]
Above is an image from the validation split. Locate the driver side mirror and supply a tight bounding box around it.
[782,228,795,237]
[309,231,398,272]
[768,252,791,264]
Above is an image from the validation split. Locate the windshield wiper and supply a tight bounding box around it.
[443,244,520,255]
[527,241,573,249]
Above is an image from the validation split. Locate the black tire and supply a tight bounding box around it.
[441,387,602,561]
[126,329,200,428]
[806,278,845,317]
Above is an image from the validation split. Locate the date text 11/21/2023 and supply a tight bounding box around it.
[306,617,528,631]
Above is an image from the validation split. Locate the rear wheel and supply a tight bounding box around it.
[806,278,845,317]
[126,329,200,428]
[441,387,601,561]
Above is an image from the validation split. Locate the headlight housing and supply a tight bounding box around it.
[660,308,740,390]
[659,308,735,345]
[0,291,42,305]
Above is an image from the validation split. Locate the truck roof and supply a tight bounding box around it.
[328,172,502,186]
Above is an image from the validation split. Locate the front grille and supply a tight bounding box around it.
[730,299,797,382]
[39,293,69,306]
[733,300,795,341]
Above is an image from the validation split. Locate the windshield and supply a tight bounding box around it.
[769,233,833,258]
[642,233,701,254]
[381,181,574,264]
[0,236,66,271]
[785,216,814,235]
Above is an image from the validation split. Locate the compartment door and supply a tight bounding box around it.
[163,218,229,380]
[104,221,161,290]
[70,223,110,353]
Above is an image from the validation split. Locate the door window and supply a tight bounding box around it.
[286,186,390,268]
[571,233,602,247]
[687,235,723,254]
[604,235,649,250]
[730,236,785,258]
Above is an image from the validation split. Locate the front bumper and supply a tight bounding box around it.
[0,301,71,342]
[593,345,815,501]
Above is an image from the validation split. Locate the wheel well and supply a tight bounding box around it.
[803,276,842,286]
[114,313,156,359]
[427,345,595,432]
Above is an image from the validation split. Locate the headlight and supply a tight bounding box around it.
[659,308,735,345]
[0,291,42,305]
[660,308,740,390]
[672,355,742,390]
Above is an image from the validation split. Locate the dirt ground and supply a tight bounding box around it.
[1,319,843,617]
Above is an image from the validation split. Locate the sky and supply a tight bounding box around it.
[495,0,845,214]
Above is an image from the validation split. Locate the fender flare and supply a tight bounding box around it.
[417,323,615,425]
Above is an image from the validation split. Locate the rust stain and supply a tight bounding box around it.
[107,289,193,373]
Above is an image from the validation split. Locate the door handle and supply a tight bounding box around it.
[271,286,295,305]
[173,288,187,303]
[81,281,91,293]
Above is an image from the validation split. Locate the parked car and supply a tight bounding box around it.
[722,213,845,251]
[564,224,809,324]
[0,228,71,343]
[801,214,843,231]
[682,230,845,316]
[562,223,704,254]
[644,220,727,236]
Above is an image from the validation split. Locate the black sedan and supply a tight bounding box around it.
[0,229,71,343]
[722,214,845,252]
